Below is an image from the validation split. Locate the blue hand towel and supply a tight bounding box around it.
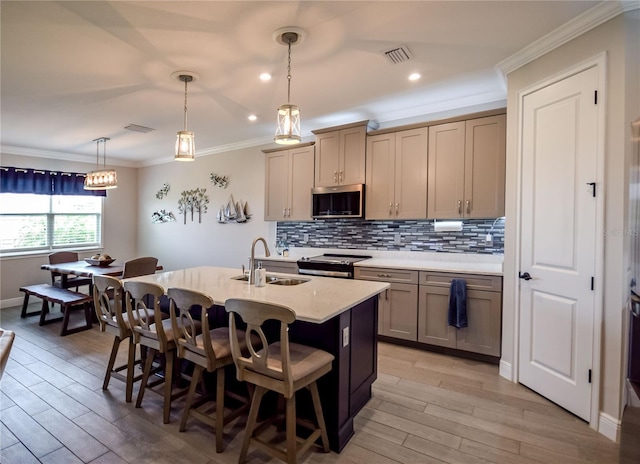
[448,278,468,328]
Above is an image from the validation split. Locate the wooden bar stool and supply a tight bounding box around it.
[168,288,253,453]
[93,275,143,402]
[124,280,187,424]
[225,298,334,464]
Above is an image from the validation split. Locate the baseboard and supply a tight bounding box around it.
[598,411,621,442]
[499,359,512,380]
[1,297,24,310]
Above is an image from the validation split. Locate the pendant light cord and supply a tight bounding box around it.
[183,78,189,131]
[286,38,292,104]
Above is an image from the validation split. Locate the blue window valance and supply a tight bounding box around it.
[0,166,106,197]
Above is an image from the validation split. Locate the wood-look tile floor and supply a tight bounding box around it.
[0,303,631,463]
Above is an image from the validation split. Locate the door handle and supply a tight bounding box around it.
[519,272,532,281]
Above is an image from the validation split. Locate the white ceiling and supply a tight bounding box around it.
[1,1,608,166]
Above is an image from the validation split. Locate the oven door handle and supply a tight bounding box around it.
[298,268,353,279]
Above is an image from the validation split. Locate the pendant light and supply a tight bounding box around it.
[84,137,117,190]
[173,71,197,161]
[274,30,302,145]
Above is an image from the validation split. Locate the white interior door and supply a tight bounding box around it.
[519,66,599,421]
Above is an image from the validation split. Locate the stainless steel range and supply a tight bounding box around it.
[297,253,371,279]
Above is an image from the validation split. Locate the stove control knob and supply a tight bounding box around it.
[341,260,348,265]
[300,257,309,262]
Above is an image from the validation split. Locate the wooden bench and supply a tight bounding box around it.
[20,284,93,336]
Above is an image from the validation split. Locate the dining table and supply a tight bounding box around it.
[40,260,163,288]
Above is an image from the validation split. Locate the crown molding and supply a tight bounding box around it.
[497,0,635,75]
[1,145,138,168]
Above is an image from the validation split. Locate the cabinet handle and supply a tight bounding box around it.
[287,208,291,217]
[339,170,343,182]
[283,208,287,217]
[466,200,471,214]
[377,273,391,278]
[389,203,393,216]
[334,170,338,183]
[395,203,399,215]
[385,289,389,300]
[457,200,462,215]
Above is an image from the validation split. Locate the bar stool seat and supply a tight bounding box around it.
[225,298,334,464]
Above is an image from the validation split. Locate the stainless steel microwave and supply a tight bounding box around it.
[311,184,364,219]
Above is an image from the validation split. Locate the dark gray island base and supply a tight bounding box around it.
[289,295,378,452]
[208,295,378,452]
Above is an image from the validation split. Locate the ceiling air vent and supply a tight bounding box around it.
[383,45,412,64]
[124,124,155,133]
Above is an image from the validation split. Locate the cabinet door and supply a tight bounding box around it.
[456,289,502,356]
[314,131,340,187]
[395,128,428,219]
[264,151,289,220]
[417,285,457,348]
[427,121,465,219]
[365,133,396,219]
[380,283,418,341]
[340,125,366,185]
[464,114,506,218]
[288,145,315,221]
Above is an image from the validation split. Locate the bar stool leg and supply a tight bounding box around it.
[240,385,265,464]
[286,394,297,464]
[309,381,330,452]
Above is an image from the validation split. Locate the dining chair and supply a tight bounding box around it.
[121,256,159,279]
[168,287,253,453]
[225,298,333,464]
[49,251,92,290]
[92,274,143,402]
[124,280,190,424]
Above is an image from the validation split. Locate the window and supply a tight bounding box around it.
[0,193,102,254]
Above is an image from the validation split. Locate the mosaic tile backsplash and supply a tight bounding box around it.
[276,217,505,254]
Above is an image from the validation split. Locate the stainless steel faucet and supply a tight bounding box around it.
[249,237,271,284]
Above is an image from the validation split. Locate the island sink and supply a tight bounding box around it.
[230,274,309,286]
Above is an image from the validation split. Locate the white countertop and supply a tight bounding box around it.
[258,247,503,276]
[124,266,389,324]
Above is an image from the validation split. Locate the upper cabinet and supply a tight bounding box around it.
[264,143,315,221]
[366,128,428,220]
[428,114,506,219]
[313,122,368,187]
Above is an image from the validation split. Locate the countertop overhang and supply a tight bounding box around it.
[124,266,389,324]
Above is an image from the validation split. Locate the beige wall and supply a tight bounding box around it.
[135,146,275,272]
[0,153,138,304]
[503,13,638,431]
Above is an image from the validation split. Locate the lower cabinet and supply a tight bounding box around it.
[354,267,418,341]
[418,272,502,357]
[356,266,503,358]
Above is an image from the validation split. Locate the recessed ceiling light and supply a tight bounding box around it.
[259,73,271,81]
[248,114,257,121]
[409,73,421,81]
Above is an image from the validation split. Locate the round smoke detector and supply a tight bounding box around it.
[272,27,306,46]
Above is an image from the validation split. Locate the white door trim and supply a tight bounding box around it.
[512,52,606,430]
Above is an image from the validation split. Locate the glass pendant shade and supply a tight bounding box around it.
[84,137,117,190]
[275,104,301,144]
[174,73,196,161]
[175,130,195,161]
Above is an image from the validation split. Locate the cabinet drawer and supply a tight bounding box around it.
[419,272,502,292]
[355,267,419,284]
[261,262,298,275]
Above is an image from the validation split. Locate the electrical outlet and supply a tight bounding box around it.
[303,233,309,242]
[282,233,287,241]
[394,233,401,245]
[485,234,493,245]
[342,326,349,347]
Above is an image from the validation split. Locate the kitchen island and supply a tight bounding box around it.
[124,266,389,452]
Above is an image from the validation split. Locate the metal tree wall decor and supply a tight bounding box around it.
[178,188,209,224]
